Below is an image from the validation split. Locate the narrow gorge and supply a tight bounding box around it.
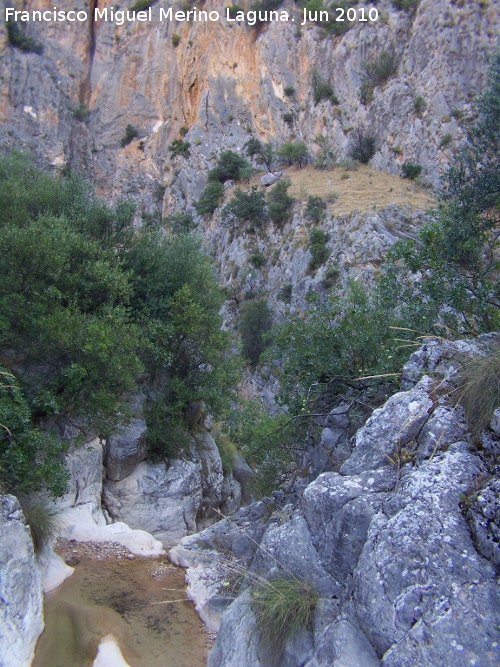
[0,0,499,666]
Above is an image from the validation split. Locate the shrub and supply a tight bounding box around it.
[195,180,225,215]
[456,343,500,437]
[240,299,272,365]
[225,186,267,225]
[18,497,62,553]
[314,135,336,170]
[413,95,426,115]
[439,133,453,149]
[169,138,191,157]
[305,195,327,223]
[226,4,244,18]
[120,124,138,147]
[72,104,90,122]
[267,178,294,225]
[179,126,189,137]
[208,150,251,183]
[171,33,181,47]
[308,228,330,272]
[284,86,296,97]
[401,161,422,179]
[130,0,156,10]
[278,284,293,303]
[282,112,294,126]
[313,81,338,106]
[245,137,275,172]
[349,130,376,164]
[362,50,396,86]
[278,142,308,167]
[251,576,318,652]
[6,22,44,54]
[250,253,266,268]
[322,264,339,289]
[165,211,197,235]
[391,0,420,12]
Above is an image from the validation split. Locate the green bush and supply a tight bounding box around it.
[401,161,422,179]
[250,253,266,268]
[305,195,327,223]
[413,95,426,115]
[313,81,338,106]
[171,33,181,47]
[278,142,308,167]
[72,104,90,122]
[120,124,138,147]
[0,370,68,497]
[225,398,297,495]
[6,22,43,54]
[284,86,296,97]
[282,112,294,126]
[0,153,237,480]
[439,133,453,149]
[164,211,197,235]
[240,299,272,365]
[179,126,189,137]
[391,0,420,12]
[225,186,267,225]
[208,150,251,183]
[308,228,330,272]
[245,138,275,172]
[267,178,294,225]
[278,284,293,303]
[362,50,396,86]
[314,135,336,170]
[195,180,225,215]
[349,130,376,164]
[226,4,244,18]
[252,576,318,652]
[130,0,156,10]
[169,138,191,157]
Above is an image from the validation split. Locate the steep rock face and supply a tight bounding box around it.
[1,0,499,206]
[0,495,44,667]
[103,431,226,546]
[173,336,500,667]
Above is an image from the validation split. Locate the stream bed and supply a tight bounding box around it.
[33,546,210,667]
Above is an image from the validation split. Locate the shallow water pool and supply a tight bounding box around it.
[33,556,209,667]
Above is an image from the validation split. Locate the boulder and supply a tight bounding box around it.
[0,495,44,667]
[105,417,148,482]
[103,460,203,547]
[260,171,282,186]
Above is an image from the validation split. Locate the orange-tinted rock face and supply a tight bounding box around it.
[1,0,500,204]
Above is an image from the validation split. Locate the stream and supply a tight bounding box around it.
[33,552,210,667]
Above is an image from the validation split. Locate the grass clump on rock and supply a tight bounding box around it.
[457,344,500,438]
[251,575,318,652]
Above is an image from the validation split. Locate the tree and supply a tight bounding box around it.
[240,299,272,365]
[278,142,308,167]
[267,178,294,225]
[224,186,267,226]
[245,137,275,172]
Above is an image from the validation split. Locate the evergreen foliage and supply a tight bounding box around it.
[267,178,294,225]
[240,299,272,365]
[224,187,267,226]
[0,153,237,489]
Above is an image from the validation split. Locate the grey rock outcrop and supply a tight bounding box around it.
[0,495,44,667]
[103,432,226,546]
[105,417,148,482]
[174,338,500,667]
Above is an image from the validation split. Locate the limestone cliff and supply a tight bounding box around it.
[1,0,499,209]
[171,335,500,667]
